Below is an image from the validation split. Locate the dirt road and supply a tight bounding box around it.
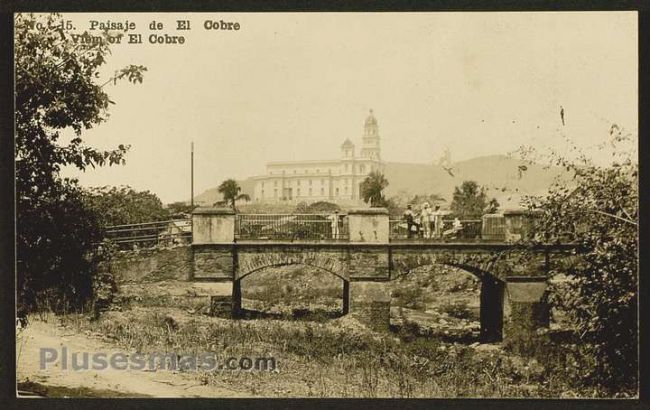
[16,319,248,398]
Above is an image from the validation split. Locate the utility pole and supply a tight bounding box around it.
[190,141,194,211]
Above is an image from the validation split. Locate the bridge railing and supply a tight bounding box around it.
[389,218,483,241]
[235,213,349,241]
[104,219,192,250]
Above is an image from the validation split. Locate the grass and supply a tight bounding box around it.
[53,307,618,398]
[23,264,633,398]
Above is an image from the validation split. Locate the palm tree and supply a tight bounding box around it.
[360,171,389,207]
[217,179,249,209]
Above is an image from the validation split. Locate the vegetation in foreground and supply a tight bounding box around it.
[51,305,628,399]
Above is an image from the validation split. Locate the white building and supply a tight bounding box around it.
[252,110,383,205]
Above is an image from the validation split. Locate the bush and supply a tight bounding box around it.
[439,301,472,320]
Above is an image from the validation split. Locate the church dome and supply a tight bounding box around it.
[340,138,355,148]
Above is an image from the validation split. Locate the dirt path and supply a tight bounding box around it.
[16,319,249,398]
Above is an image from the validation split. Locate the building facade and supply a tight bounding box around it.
[252,110,383,205]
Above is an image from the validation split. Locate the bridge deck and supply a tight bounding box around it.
[192,240,576,253]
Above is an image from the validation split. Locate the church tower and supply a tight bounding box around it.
[360,109,381,161]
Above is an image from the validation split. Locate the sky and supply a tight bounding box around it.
[47,12,637,204]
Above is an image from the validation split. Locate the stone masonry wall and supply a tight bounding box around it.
[110,246,192,283]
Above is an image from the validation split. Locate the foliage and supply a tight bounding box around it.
[15,13,146,314]
[386,193,446,217]
[60,308,618,397]
[216,179,249,209]
[83,186,169,227]
[295,201,341,213]
[408,193,446,207]
[360,171,389,207]
[166,201,194,218]
[518,127,638,393]
[439,301,472,320]
[450,181,499,217]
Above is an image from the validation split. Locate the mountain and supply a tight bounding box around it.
[190,155,567,208]
[193,178,257,207]
[383,155,565,206]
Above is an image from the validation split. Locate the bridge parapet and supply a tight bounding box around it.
[347,208,389,243]
[192,207,235,244]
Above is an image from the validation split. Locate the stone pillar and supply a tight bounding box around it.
[192,207,235,244]
[479,278,505,343]
[349,281,391,332]
[231,279,242,318]
[192,208,237,317]
[347,208,389,243]
[189,282,235,318]
[504,277,550,350]
[342,280,350,315]
[503,209,542,242]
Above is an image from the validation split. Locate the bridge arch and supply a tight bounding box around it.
[237,261,348,283]
[235,259,351,317]
[388,256,506,343]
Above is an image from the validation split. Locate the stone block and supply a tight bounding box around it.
[504,278,550,348]
[347,208,389,243]
[192,207,235,244]
[210,295,234,318]
[348,248,390,280]
[191,246,234,280]
[350,281,391,332]
[207,281,237,318]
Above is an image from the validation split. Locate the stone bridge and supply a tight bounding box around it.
[189,208,573,343]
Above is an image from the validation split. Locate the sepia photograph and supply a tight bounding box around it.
[13,11,639,399]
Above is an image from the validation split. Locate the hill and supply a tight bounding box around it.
[193,178,256,207]
[383,155,565,206]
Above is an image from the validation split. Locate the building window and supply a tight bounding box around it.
[297,188,301,196]
[345,187,348,194]
[274,181,277,187]
[297,180,301,186]
[309,188,312,196]
[309,179,312,186]
[345,164,348,172]
[321,187,324,196]
[335,188,339,196]
[274,189,277,197]
[262,190,264,196]
[293,170,296,174]
[316,169,319,173]
[360,165,365,173]
[262,182,265,188]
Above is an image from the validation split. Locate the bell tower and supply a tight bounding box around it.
[360,109,381,161]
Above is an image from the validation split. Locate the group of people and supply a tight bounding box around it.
[402,203,461,239]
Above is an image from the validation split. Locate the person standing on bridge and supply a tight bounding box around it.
[328,210,340,239]
[432,204,443,239]
[420,202,433,239]
[403,205,415,239]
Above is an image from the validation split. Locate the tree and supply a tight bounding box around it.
[83,186,169,227]
[217,179,248,209]
[15,13,146,313]
[519,128,637,393]
[294,201,341,214]
[450,181,499,217]
[360,171,389,207]
[167,201,195,218]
